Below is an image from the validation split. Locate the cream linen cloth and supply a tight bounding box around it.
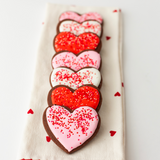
[18,3,125,160]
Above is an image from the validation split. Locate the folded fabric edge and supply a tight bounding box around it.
[118,10,126,160]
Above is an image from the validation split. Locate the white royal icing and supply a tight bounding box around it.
[59,20,102,36]
[50,67,101,89]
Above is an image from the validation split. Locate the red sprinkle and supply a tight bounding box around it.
[106,36,111,40]
[46,136,51,142]
[110,130,117,136]
[113,10,118,12]
[114,92,121,97]
[27,109,34,114]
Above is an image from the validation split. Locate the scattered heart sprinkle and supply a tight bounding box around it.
[113,10,118,12]
[114,92,121,97]
[46,136,51,142]
[27,109,34,114]
[106,36,111,40]
[110,130,116,136]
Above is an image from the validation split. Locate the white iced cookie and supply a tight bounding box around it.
[50,67,101,89]
[58,20,102,37]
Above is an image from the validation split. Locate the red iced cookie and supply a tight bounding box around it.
[54,32,101,54]
[48,85,101,111]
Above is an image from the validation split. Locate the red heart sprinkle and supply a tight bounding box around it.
[46,136,51,142]
[49,86,100,111]
[27,109,34,114]
[54,32,100,54]
[106,36,111,40]
[113,10,118,12]
[42,22,44,25]
[114,92,121,97]
[110,130,116,136]
[122,82,124,87]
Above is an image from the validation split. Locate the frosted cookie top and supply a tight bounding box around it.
[50,67,101,89]
[46,105,99,152]
[52,51,101,71]
[59,11,103,23]
[58,20,102,37]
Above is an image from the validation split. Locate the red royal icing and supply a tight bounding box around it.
[50,86,100,110]
[54,32,100,54]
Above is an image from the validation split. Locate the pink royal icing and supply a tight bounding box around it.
[46,105,99,152]
[59,11,103,23]
[52,51,101,71]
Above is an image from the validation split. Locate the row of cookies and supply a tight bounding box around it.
[43,11,103,153]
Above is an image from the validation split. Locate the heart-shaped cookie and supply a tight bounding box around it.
[54,32,101,54]
[59,11,103,23]
[52,50,101,71]
[58,20,102,37]
[50,67,101,89]
[48,85,101,111]
[43,105,100,153]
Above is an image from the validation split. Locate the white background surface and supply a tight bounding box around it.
[0,0,160,160]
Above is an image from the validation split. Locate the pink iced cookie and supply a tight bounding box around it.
[52,51,101,71]
[44,105,100,153]
[59,11,103,23]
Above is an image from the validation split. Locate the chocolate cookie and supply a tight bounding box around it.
[57,19,103,38]
[47,85,102,112]
[53,32,102,54]
[43,105,101,154]
[51,50,102,71]
[49,67,102,90]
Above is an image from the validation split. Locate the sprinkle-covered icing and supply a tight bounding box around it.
[46,105,99,152]
[59,20,101,36]
[52,51,101,71]
[50,67,101,89]
[50,86,100,110]
[59,11,103,23]
[54,32,100,54]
